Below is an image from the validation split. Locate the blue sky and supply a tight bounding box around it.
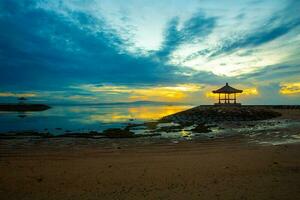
[0,0,300,104]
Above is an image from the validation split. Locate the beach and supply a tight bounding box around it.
[2,1,300,199]
[1,138,300,200]
[1,107,300,199]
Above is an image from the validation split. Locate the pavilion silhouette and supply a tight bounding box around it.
[212,83,243,105]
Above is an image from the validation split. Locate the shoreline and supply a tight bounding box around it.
[1,105,300,145]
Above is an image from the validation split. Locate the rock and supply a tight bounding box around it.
[89,131,98,134]
[156,125,183,133]
[161,106,282,124]
[102,128,135,138]
[144,121,159,130]
[191,124,211,133]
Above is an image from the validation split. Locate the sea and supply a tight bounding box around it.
[1,102,300,145]
[0,103,191,134]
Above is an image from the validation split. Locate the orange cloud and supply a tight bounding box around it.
[242,88,259,96]
[280,82,300,95]
[76,83,203,102]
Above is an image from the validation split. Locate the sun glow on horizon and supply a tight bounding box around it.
[76,83,203,102]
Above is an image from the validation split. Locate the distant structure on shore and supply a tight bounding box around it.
[18,97,27,104]
[212,83,243,105]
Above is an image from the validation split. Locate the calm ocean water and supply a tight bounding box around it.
[0,104,191,134]
[1,104,300,145]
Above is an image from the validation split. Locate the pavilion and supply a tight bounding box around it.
[212,83,243,105]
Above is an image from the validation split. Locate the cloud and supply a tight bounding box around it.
[0,0,300,105]
[156,13,217,60]
[237,63,300,83]
[168,0,300,76]
[0,0,196,91]
[0,92,37,98]
[280,82,300,95]
[210,17,300,57]
[75,83,203,102]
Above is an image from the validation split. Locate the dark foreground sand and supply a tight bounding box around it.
[1,138,300,200]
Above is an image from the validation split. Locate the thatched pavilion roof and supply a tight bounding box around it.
[212,83,243,94]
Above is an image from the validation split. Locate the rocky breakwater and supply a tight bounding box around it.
[160,106,282,125]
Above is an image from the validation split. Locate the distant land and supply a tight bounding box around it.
[48,101,190,106]
[0,101,190,111]
[0,104,51,112]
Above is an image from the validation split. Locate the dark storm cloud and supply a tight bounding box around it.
[0,0,200,91]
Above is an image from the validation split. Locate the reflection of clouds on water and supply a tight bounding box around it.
[71,105,191,124]
[72,113,133,124]
[128,106,191,120]
[0,104,191,133]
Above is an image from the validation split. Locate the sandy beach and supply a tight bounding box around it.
[1,138,300,200]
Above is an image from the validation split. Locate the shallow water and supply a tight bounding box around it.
[1,104,300,146]
[0,104,191,134]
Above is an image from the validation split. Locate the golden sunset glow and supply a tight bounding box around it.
[0,92,37,98]
[280,82,300,95]
[69,95,97,101]
[77,84,202,102]
[128,106,191,120]
[129,84,202,102]
[242,88,259,96]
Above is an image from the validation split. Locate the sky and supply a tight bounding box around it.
[0,0,300,104]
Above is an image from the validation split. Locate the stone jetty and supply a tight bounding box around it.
[160,105,282,125]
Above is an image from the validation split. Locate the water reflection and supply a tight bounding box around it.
[0,104,191,133]
[128,106,190,120]
[70,105,191,124]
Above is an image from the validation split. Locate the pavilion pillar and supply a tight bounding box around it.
[218,93,220,104]
[227,93,229,104]
[234,93,236,104]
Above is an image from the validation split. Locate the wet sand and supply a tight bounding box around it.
[1,138,300,200]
